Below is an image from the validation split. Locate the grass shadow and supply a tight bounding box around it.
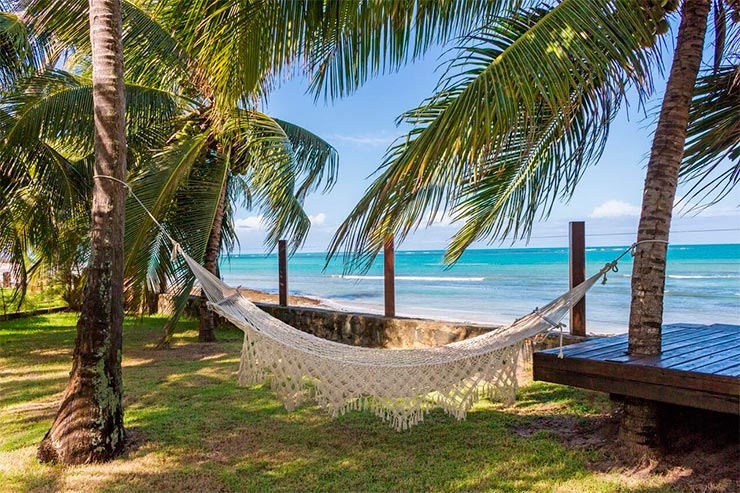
[1,314,736,492]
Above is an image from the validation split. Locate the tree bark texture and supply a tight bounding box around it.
[37,0,127,464]
[198,181,227,342]
[628,0,710,356]
[619,397,661,446]
[622,0,710,448]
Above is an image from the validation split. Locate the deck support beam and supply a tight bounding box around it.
[278,240,288,307]
[384,235,395,318]
[569,221,586,336]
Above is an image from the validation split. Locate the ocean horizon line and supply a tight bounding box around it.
[223,241,740,257]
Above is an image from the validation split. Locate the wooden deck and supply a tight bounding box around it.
[533,324,740,414]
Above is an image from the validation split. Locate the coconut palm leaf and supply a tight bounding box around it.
[680,62,740,207]
[0,69,183,217]
[275,118,339,202]
[0,149,90,304]
[2,70,185,162]
[124,123,210,287]
[0,7,49,89]
[126,109,336,338]
[0,11,30,86]
[328,0,660,270]
[123,124,221,312]
[146,0,507,114]
[149,0,306,112]
[0,65,187,308]
[24,0,202,95]
[227,111,311,251]
[303,0,507,100]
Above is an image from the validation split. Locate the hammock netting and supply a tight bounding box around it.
[178,246,612,430]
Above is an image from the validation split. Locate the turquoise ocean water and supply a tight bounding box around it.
[219,244,739,334]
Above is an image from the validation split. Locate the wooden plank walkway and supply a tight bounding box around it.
[533,324,740,414]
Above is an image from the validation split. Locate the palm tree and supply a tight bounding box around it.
[7,1,339,344]
[328,0,737,445]
[623,0,713,446]
[1,0,338,461]
[35,0,127,465]
[124,107,338,346]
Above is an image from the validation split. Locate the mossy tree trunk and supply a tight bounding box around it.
[37,0,126,464]
[198,181,227,342]
[622,0,710,446]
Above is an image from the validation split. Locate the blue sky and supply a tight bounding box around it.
[234,46,739,254]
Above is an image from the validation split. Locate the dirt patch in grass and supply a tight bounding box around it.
[121,427,148,456]
[511,397,739,493]
[513,413,617,450]
[596,405,739,493]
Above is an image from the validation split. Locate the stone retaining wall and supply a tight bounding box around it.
[185,296,592,349]
[255,303,495,349]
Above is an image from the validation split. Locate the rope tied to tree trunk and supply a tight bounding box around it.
[93,174,182,258]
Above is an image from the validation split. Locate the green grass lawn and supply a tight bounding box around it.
[0,288,66,314]
[0,313,719,492]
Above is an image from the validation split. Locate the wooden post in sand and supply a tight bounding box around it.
[569,221,586,336]
[384,235,395,318]
[278,240,288,307]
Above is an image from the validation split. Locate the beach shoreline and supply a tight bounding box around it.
[222,244,739,334]
[237,287,325,308]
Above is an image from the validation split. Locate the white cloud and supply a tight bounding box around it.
[235,215,264,230]
[309,212,326,226]
[589,200,641,219]
[429,211,457,228]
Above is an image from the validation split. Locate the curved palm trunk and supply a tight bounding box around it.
[37,0,126,464]
[198,182,227,342]
[621,0,710,446]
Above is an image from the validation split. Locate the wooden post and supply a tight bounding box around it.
[1,272,10,288]
[278,240,288,307]
[569,221,586,336]
[384,234,395,318]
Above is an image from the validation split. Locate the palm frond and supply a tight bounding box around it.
[24,0,202,95]
[151,0,308,114]
[274,118,339,202]
[227,111,310,252]
[2,69,185,164]
[680,62,740,208]
[0,9,51,89]
[328,0,660,271]
[304,0,510,100]
[123,123,225,316]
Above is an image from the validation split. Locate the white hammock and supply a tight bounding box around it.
[177,246,615,430]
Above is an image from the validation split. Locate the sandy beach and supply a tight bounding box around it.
[237,287,326,308]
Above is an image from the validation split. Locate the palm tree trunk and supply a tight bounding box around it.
[37,0,127,464]
[145,249,168,314]
[198,181,227,342]
[621,0,710,446]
